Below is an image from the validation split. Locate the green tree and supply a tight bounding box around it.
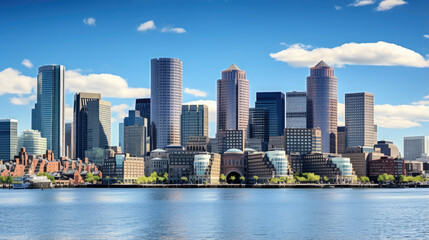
[181,176,188,183]
[229,176,236,182]
[163,172,169,182]
[323,176,330,182]
[6,176,13,184]
[359,176,370,183]
[239,176,245,184]
[220,174,226,183]
[253,175,259,184]
[377,173,395,183]
[37,172,55,183]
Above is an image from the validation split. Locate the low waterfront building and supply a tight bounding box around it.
[192,153,221,184]
[247,150,292,182]
[341,146,386,177]
[368,156,405,181]
[167,148,206,183]
[404,161,425,177]
[145,149,169,176]
[221,149,246,183]
[102,153,144,183]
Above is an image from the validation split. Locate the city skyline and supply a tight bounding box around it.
[0,0,428,154]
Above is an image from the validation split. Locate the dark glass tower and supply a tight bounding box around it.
[306,60,338,153]
[255,92,285,137]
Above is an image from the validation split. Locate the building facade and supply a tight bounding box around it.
[306,61,337,153]
[337,126,346,154]
[286,91,307,128]
[181,105,209,147]
[368,156,405,180]
[217,64,249,135]
[32,65,65,158]
[124,110,149,157]
[73,92,101,160]
[216,130,245,154]
[374,140,401,159]
[0,119,18,160]
[345,92,376,149]
[193,153,221,184]
[255,92,285,137]
[17,130,47,156]
[248,107,269,143]
[87,99,111,150]
[403,136,429,161]
[65,122,73,159]
[221,149,246,183]
[146,149,169,176]
[284,128,322,155]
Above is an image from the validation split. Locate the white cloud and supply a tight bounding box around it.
[183,100,216,123]
[83,17,96,26]
[270,41,429,68]
[137,20,156,32]
[21,59,33,68]
[65,104,73,121]
[184,88,207,97]
[338,103,345,126]
[424,34,429,39]
[10,95,36,105]
[65,69,150,98]
[334,5,342,10]
[376,0,407,11]
[424,95,429,99]
[160,27,186,34]
[375,104,429,128]
[111,104,131,122]
[349,0,374,7]
[0,68,35,95]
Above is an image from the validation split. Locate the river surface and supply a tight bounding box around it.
[0,188,428,239]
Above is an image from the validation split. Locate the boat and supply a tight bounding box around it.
[12,177,31,189]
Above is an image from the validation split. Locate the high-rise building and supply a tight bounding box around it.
[217,64,249,135]
[337,126,346,154]
[151,58,182,149]
[345,92,376,149]
[306,61,337,153]
[248,108,269,141]
[216,130,245,154]
[73,92,101,160]
[135,98,151,140]
[32,65,65,158]
[124,110,149,157]
[119,122,124,148]
[0,119,18,160]
[87,99,111,150]
[404,136,429,161]
[65,122,73,159]
[374,140,401,159]
[181,105,208,147]
[17,130,47,156]
[286,91,307,128]
[255,92,285,137]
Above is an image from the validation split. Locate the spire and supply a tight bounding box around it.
[315,60,330,68]
[226,64,241,71]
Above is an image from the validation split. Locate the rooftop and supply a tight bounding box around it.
[226,64,241,71]
[314,60,330,68]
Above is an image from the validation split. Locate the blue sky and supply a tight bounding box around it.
[0,0,428,154]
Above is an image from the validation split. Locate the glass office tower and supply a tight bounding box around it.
[32,65,65,158]
[0,119,18,160]
[255,92,285,137]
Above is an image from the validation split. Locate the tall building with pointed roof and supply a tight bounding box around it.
[217,64,249,135]
[307,60,338,153]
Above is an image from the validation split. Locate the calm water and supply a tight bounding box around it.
[0,188,428,239]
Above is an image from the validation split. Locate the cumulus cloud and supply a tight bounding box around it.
[65,104,73,121]
[111,104,131,122]
[376,0,407,11]
[184,88,207,97]
[160,27,186,34]
[270,41,429,68]
[10,95,36,105]
[0,68,35,95]
[334,5,342,10]
[65,69,150,98]
[338,103,345,126]
[21,59,33,68]
[137,20,156,32]
[349,0,374,7]
[83,17,96,26]
[183,100,216,123]
[375,104,429,128]
[424,34,429,39]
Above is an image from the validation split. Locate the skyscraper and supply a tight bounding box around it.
[286,91,307,128]
[345,92,376,149]
[119,122,124,148]
[306,61,337,153]
[87,99,111,150]
[17,129,47,156]
[136,98,151,141]
[124,110,149,157]
[248,107,269,141]
[65,122,73,159]
[151,58,182,149]
[73,92,101,160]
[32,65,65,158]
[217,64,249,134]
[181,105,209,147]
[0,119,18,160]
[404,136,429,161]
[255,92,285,137]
